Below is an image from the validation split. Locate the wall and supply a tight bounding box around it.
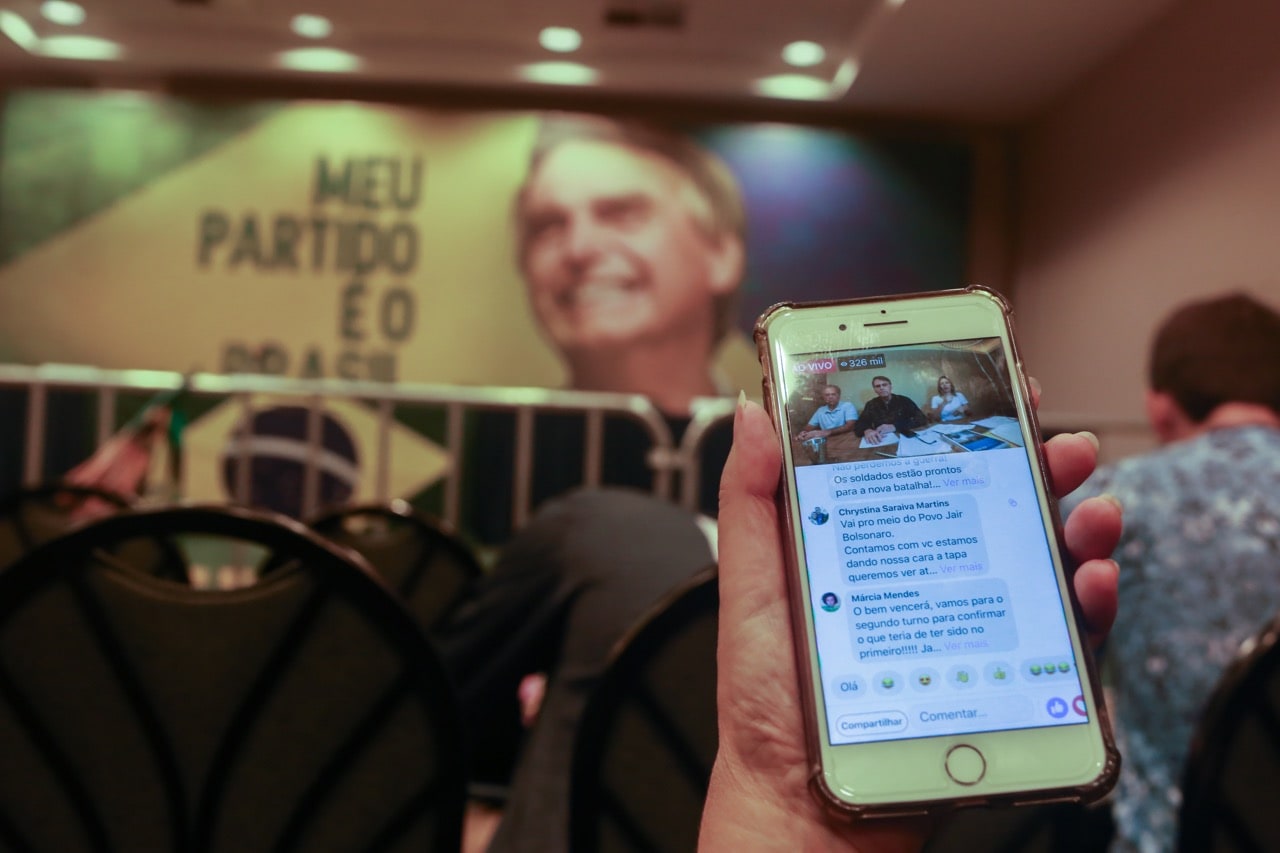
[1012,0,1280,460]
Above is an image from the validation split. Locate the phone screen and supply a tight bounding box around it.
[779,336,1088,746]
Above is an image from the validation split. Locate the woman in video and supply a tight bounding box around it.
[927,375,971,422]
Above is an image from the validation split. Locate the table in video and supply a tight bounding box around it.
[796,416,1024,465]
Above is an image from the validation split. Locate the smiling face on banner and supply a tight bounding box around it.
[519,139,741,360]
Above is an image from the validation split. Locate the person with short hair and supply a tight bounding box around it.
[797,384,859,463]
[1062,292,1280,853]
[467,116,744,545]
[852,375,927,445]
[797,384,859,441]
[515,113,746,416]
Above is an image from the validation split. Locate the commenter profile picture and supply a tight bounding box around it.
[820,592,840,612]
[809,506,830,525]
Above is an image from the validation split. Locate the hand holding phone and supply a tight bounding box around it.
[701,393,1122,847]
[746,286,1119,819]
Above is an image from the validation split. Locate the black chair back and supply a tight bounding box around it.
[1179,613,1280,852]
[308,501,483,637]
[0,504,466,852]
[0,484,130,569]
[924,801,1113,853]
[569,566,719,853]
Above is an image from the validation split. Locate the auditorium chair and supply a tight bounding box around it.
[569,566,719,853]
[1178,610,1280,852]
[0,504,467,851]
[923,800,1113,853]
[306,500,483,637]
[0,483,131,570]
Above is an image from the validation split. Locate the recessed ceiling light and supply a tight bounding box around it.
[538,26,582,53]
[829,58,860,97]
[291,14,333,40]
[278,47,360,72]
[40,0,85,27]
[38,35,121,60]
[0,11,39,50]
[781,40,824,68]
[519,61,598,86]
[753,74,832,101]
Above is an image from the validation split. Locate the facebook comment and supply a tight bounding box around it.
[827,456,990,502]
[834,493,988,585]
[846,578,1016,663]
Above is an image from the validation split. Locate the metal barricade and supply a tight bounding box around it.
[0,363,735,536]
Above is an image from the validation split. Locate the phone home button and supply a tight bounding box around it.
[944,744,987,786]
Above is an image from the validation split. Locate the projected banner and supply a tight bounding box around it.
[0,90,971,513]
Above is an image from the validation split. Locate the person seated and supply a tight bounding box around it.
[700,393,1122,851]
[925,375,971,423]
[1061,292,1280,853]
[852,375,928,445]
[436,486,717,852]
[797,385,859,442]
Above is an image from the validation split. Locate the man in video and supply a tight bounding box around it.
[853,375,927,445]
[797,384,859,442]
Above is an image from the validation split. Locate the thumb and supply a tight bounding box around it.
[717,397,789,632]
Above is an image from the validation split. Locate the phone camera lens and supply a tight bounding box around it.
[838,323,847,331]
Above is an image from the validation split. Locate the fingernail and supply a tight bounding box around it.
[1028,376,1043,397]
[738,389,747,409]
[1099,492,1123,513]
[1075,430,1100,452]
[735,390,747,433]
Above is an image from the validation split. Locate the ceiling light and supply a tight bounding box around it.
[41,0,85,26]
[0,11,38,51]
[781,40,824,68]
[519,61,597,85]
[278,47,360,72]
[539,26,582,53]
[829,59,860,97]
[291,14,333,39]
[37,34,122,60]
[753,74,832,101]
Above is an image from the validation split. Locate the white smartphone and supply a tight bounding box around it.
[755,286,1118,818]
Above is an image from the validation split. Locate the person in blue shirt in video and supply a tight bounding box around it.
[797,384,859,441]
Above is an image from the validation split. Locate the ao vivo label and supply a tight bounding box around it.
[795,358,836,373]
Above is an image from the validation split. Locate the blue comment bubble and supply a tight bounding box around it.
[845,578,1016,664]
[834,493,988,585]
[826,456,990,502]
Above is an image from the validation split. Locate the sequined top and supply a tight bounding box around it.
[1062,426,1280,853]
